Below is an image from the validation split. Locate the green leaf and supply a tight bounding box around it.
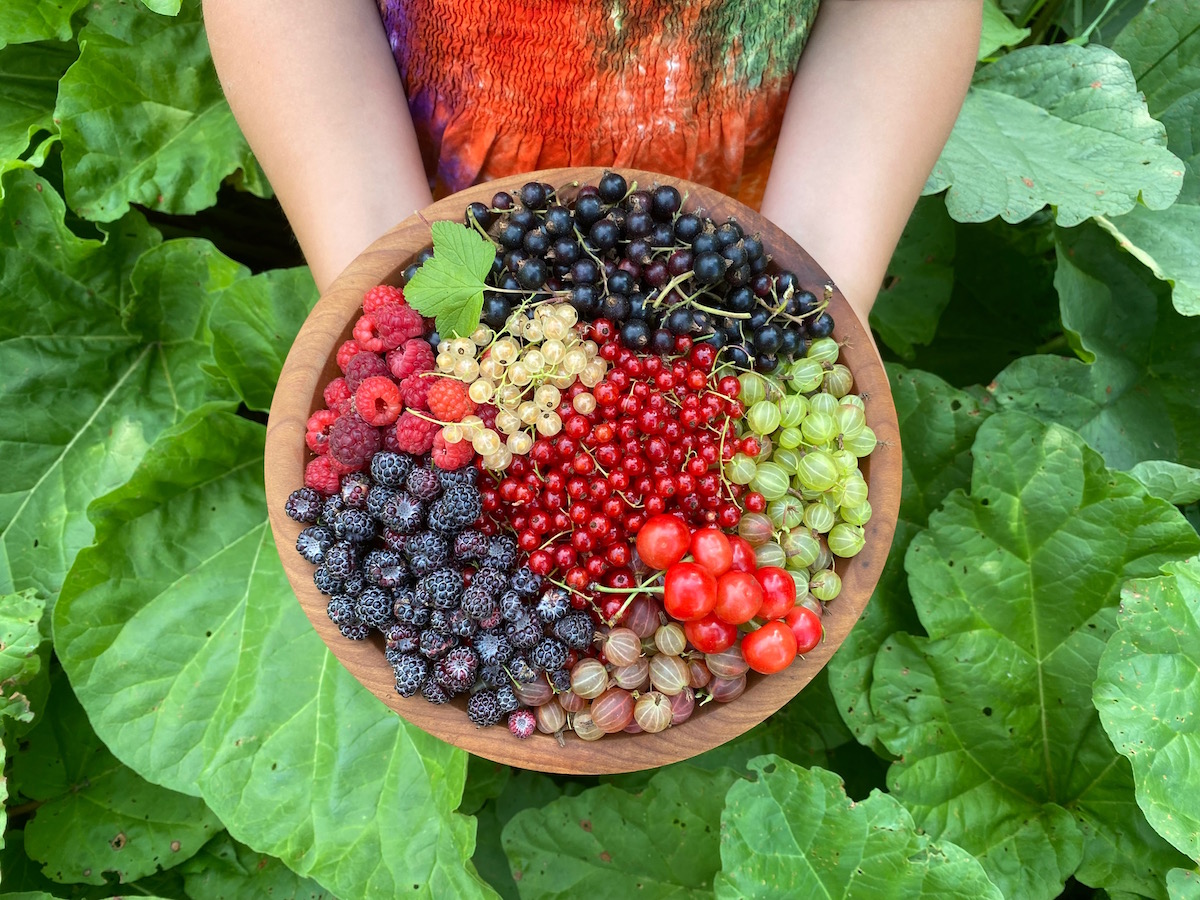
[459,757,512,817]
[138,0,182,14]
[404,221,494,338]
[0,590,45,725]
[872,411,1199,899]
[52,407,492,899]
[1099,0,1200,316]
[12,669,221,886]
[991,222,1200,469]
[1171,869,1200,900]
[55,0,267,222]
[827,365,992,752]
[208,266,318,411]
[871,196,956,358]
[0,42,76,164]
[502,764,738,899]
[715,757,1002,899]
[179,833,331,900]
[0,0,88,48]
[927,44,1184,226]
[0,829,188,898]
[1128,462,1200,506]
[1094,558,1200,861]
[0,168,253,601]
[979,0,1029,59]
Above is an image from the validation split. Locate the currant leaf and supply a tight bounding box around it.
[404,220,494,339]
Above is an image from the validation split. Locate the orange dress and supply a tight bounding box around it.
[377,0,821,208]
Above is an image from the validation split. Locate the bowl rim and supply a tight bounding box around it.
[265,166,901,775]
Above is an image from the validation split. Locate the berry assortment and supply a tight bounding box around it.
[283,173,875,744]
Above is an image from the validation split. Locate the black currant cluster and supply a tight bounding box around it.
[284,453,596,735]
[430,172,834,373]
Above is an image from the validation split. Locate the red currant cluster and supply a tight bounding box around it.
[478,318,760,598]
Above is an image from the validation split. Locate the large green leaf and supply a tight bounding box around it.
[1128,462,1200,506]
[827,366,991,752]
[0,830,188,898]
[872,412,1199,899]
[0,167,253,600]
[1094,558,1200,861]
[0,1,88,48]
[502,765,739,898]
[992,222,1200,469]
[871,196,956,359]
[208,266,318,412]
[979,0,1029,60]
[1099,0,1200,317]
[55,0,267,222]
[1172,869,1200,900]
[715,757,1002,899]
[52,407,491,899]
[0,42,75,164]
[179,833,331,900]
[927,44,1183,226]
[11,670,220,886]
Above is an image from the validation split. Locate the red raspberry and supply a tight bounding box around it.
[399,373,435,411]
[344,351,390,392]
[355,375,404,426]
[328,413,381,470]
[394,411,439,454]
[305,408,339,455]
[386,339,435,380]
[374,303,426,348]
[324,377,352,409]
[336,340,365,373]
[304,456,341,495]
[332,398,353,418]
[353,314,387,353]
[362,284,404,315]
[426,378,476,423]
[431,429,475,470]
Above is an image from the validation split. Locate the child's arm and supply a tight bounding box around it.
[759,0,982,325]
[203,0,433,292]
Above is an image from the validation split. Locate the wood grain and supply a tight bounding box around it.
[265,166,901,775]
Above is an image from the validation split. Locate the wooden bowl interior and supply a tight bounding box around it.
[266,167,901,775]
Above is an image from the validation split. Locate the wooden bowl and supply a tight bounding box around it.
[265,167,900,775]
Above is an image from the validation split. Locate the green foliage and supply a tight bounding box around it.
[992,223,1200,468]
[10,670,221,886]
[55,0,267,222]
[873,412,1198,898]
[1095,559,1200,862]
[1101,0,1200,316]
[928,44,1183,226]
[3,4,1200,899]
[404,220,496,338]
[51,407,490,899]
[502,765,739,898]
[716,757,1002,899]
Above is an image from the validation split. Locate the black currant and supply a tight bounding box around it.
[754,323,783,355]
[625,190,652,214]
[692,250,725,285]
[809,311,835,338]
[794,290,819,316]
[628,292,649,319]
[589,218,620,251]
[748,308,769,330]
[620,318,651,350]
[666,307,694,335]
[715,220,743,246]
[666,249,693,277]
[644,260,668,287]
[727,286,755,313]
[516,257,548,291]
[570,258,600,284]
[626,238,653,265]
[608,270,635,296]
[574,194,604,227]
[650,328,675,354]
[625,209,653,237]
[481,294,512,330]
[649,222,674,248]
[726,344,751,368]
[600,293,631,321]
[651,185,682,220]
[522,228,550,256]
[465,201,493,229]
[598,172,628,203]
[692,232,718,255]
[755,353,779,372]
[570,284,599,317]
[544,205,573,236]
[498,222,525,250]
[519,182,547,209]
[491,191,514,211]
[674,213,703,243]
[552,236,580,265]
